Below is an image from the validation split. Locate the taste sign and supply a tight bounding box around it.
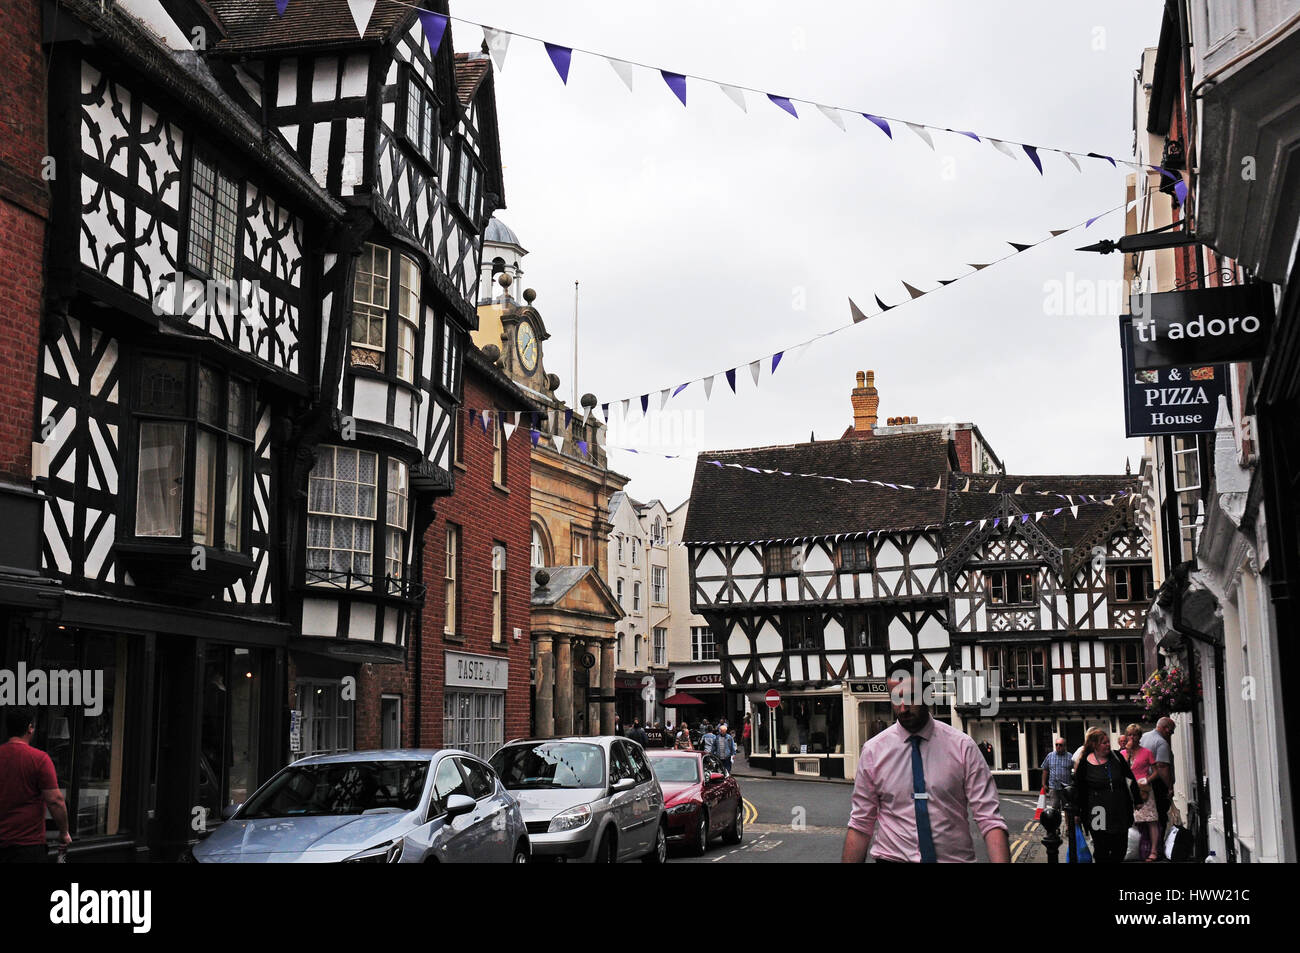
[1128,284,1273,369]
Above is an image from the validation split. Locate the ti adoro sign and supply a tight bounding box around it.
[1120,315,1228,437]
[1128,284,1273,369]
[445,651,508,691]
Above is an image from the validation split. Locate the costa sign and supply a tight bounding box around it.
[1128,284,1273,369]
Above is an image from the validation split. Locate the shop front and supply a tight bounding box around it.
[745,686,848,779]
[665,669,725,730]
[444,649,508,760]
[615,672,669,728]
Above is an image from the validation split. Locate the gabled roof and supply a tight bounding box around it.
[531,566,624,619]
[210,0,414,53]
[683,433,952,543]
[454,53,491,105]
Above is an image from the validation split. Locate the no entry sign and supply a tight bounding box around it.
[765,689,781,709]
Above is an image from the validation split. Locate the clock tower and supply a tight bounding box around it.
[474,217,558,400]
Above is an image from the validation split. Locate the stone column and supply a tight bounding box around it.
[534,633,554,737]
[554,634,573,736]
[600,636,616,735]
[584,640,601,736]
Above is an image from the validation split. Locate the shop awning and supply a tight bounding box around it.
[663,692,705,706]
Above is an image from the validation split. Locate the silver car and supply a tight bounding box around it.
[490,737,667,863]
[190,749,529,863]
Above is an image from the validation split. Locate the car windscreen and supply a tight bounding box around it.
[240,760,430,818]
[490,742,606,790]
[647,756,701,783]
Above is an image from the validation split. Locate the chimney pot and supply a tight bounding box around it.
[851,369,879,433]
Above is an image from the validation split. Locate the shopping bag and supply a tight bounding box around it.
[1124,826,1141,862]
[1073,826,1093,863]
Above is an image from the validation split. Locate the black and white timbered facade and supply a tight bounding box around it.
[943,475,1152,790]
[13,0,504,861]
[684,433,965,779]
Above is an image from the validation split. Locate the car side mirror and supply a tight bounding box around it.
[611,777,636,793]
[221,803,242,820]
[445,794,476,821]
[707,773,724,784]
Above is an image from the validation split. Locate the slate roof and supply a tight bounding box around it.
[530,566,592,606]
[454,53,491,105]
[941,474,1142,553]
[683,433,953,543]
[210,0,421,53]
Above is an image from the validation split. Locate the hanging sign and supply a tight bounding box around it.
[1120,315,1228,437]
[1128,284,1274,369]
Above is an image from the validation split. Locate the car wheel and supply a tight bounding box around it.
[723,804,743,845]
[641,821,668,864]
[513,841,530,863]
[594,830,615,864]
[690,809,709,856]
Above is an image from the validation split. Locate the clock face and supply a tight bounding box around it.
[517,321,539,373]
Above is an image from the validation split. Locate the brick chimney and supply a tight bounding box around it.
[851,370,879,433]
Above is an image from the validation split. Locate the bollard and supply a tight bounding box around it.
[1039,806,1061,863]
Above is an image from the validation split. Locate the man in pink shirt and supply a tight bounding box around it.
[0,708,70,863]
[842,676,1009,863]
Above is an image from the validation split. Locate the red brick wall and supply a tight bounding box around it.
[0,0,49,483]
[356,365,533,750]
[953,429,972,472]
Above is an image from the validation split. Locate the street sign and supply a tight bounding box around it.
[1119,315,1228,436]
[765,689,780,709]
[1128,284,1273,369]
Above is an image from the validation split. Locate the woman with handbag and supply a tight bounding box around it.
[1122,724,1161,861]
[1072,727,1142,863]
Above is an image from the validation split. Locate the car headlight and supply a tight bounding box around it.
[667,802,699,817]
[548,804,593,833]
[343,839,404,863]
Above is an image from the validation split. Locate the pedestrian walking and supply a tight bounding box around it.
[0,708,71,863]
[1139,717,1176,840]
[1122,724,1160,861]
[842,676,1009,863]
[1072,727,1141,864]
[1039,737,1073,814]
[630,718,648,748]
[716,725,736,774]
[676,722,694,750]
[742,714,752,759]
[700,723,718,757]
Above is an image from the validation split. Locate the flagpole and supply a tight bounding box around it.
[573,280,579,411]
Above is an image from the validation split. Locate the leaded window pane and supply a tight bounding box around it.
[136,422,186,537]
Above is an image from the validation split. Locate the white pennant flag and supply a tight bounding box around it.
[554,432,566,454]
[703,376,715,400]
[607,57,635,91]
[1064,152,1082,172]
[749,360,761,387]
[1070,505,1079,519]
[718,84,748,112]
[816,104,846,130]
[483,27,512,72]
[347,0,377,38]
[503,414,517,442]
[660,388,672,411]
[905,122,935,150]
[621,398,630,418]
[988,139,1019,160]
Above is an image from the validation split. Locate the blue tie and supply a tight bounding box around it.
[910,735,937,863]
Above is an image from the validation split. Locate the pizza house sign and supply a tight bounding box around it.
[1120,316,1228,437]
[1128,284,1273,369]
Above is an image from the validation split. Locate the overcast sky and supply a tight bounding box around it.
[453,0,1166,509]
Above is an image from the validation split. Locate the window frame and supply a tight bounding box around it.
[492,416,506,488]
[444,523,461,636]
[491,543,506,644]
[843,607,888,650]
[1108,641,1144,689]
[836,538,871,572]
[691,626,717,662]
[1109,565,1154,604]
[451,137,485,227]
[763,544,797,577]
[184,151,241,282]
[350,242,426,386]
[785,611,824,651]
[571,532,587,567]
[653,627,666,666]
[651,566,666,605]
[399,65,441,173]
[996,645,1047,690]
[984,567,1036,607]
[633,581,641,612]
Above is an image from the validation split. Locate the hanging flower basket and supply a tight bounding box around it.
[1140,665,1195,716]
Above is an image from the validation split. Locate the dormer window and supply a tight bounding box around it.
[401,69,439,170]
[351,242,422,384]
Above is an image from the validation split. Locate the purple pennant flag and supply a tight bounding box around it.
[601,403,609,421]
[1022,514,1030,523]
[672,382,690,398]
[862,114,892,138]
[1151,165,1177,180]
[950,129,980,141]
[771,352,784,374]
[640,394,649,414]
[661,70,687,106]
[1085,211,1105,228]
[1023,144,1044,174]
[468,409,480,429]
[768,95,798,118]
[564,409,573,428]
[276,0,290,15]
[416,11,448,55]
[1174,180,1188,205]
[530,430,541,446]
[710,460,723,467]
[725,368,737,393]
[577,440,589,457]
[544,42,573,84]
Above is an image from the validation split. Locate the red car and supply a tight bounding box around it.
[646,750,743,856]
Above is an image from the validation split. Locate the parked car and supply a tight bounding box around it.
[490,737,667,863]
[189,749,529,863]
[646,750,743,856]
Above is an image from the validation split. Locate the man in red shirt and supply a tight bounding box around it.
[0,708,71,862]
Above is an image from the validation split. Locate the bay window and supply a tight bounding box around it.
[132,355,251,552]
[351,242,423,384]
[306,447,410,592]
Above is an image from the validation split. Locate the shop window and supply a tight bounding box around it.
[691,626,717,661]
[23,628,123,839]
[998,722,1020,770]
[1108,641,1144,689]
[785,611,824,650]
[295,678,354,762]
[775,696,842,755]
[985,568,1035,606]
[444,691,504,760]
[199,645,263,829]
[1110,565,1154,604]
